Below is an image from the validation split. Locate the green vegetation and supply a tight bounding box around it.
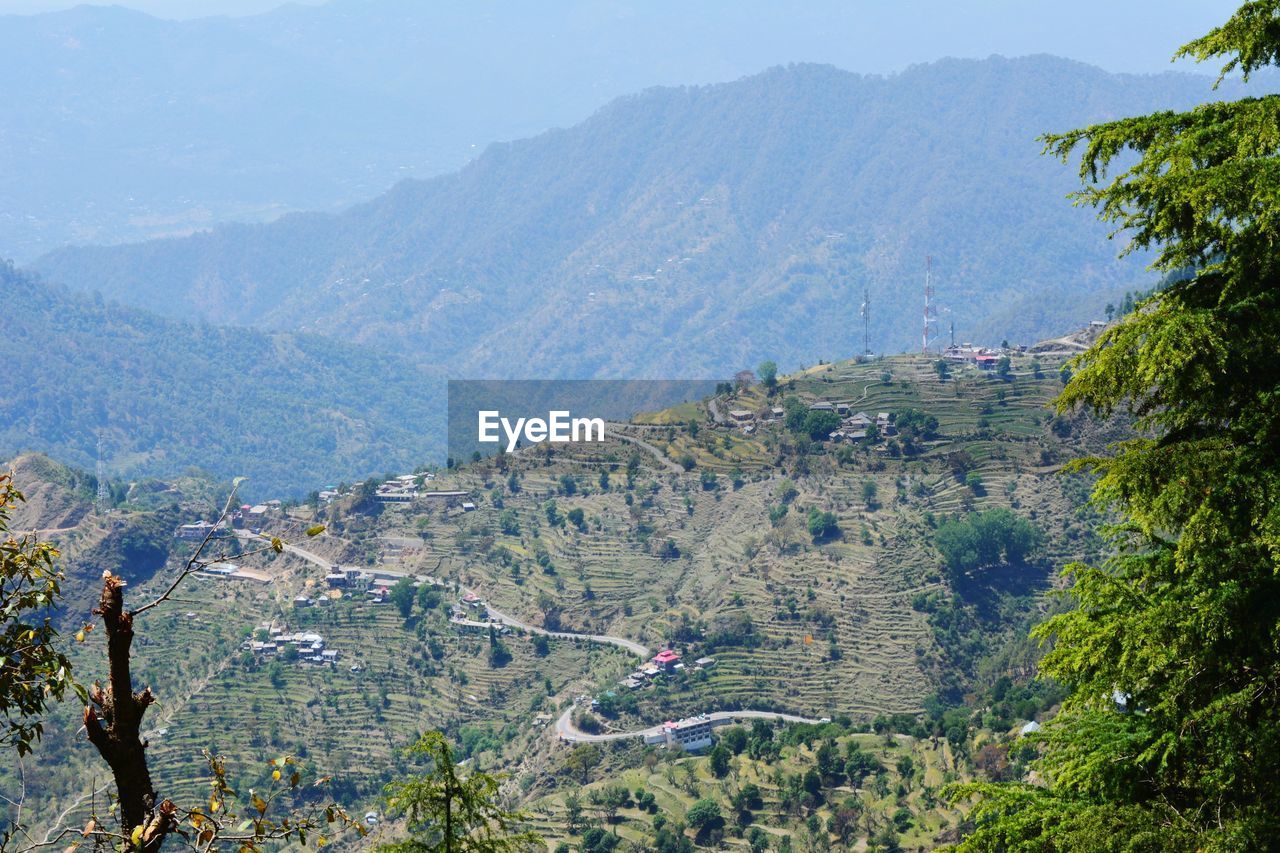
[934,509,1042,577]
[0,475,76,756]
[530,720,971,850]
[381,732,541,852]
[955,2,1280,847]
[0,263,441,498]
[1,338,1114,849]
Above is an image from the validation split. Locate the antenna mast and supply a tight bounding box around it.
[860,288,870,357]
[922,256,937,354]
[95,435,110,515]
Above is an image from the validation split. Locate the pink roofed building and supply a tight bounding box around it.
[652,649,681,671]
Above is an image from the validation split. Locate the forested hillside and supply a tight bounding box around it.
[0,263,440,496]
[35,57,1268,376]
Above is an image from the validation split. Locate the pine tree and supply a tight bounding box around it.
[952,3,1280,848]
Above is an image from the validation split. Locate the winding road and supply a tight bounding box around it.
[250,532,826,744]
[466,606,651,659]
[555,707,824,743]
[243,531,650,657]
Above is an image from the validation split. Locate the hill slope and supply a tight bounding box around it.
[2,346,1106,849]
[34,58,1268,375]
[0,263,441,496]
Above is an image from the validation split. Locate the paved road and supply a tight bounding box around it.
[236,530,336,571]
[478,604,651,658]
[260,532,649,657]
[556,707,824,743]
[244,533,827,747]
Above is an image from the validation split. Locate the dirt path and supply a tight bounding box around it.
[606,424,682,473]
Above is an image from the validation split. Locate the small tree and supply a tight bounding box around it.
[758,360,778,391]
[807,508,839,541]
[381,732,541,852]
[0,474,77,757]
[862,480,878,510]
[709,743,731,778]
[391,577,416,618]
[685,799,722,833]
[996,355,1012,380]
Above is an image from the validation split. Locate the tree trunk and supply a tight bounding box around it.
[84,573,175,852]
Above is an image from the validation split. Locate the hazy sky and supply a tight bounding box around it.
[0,0,1248,75]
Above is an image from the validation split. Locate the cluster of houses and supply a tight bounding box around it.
[941,343,1011,368]
[245,623,340,667]
[448,592,514,635]
[373,475,473,510]
[825,407,894,443]
[313,473,475,511]
[175,501,283,541]
[373,474,427,504]
[726,400,896,444]
[727,406,784,434]
[309,566,431,605]
[616,649,716,690]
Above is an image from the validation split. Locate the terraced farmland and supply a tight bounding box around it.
[6,344,1109,848]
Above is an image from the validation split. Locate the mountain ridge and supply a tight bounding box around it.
[0,263,442,496]
[33,56,1264,378]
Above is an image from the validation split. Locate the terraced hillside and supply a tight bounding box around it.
[4,339,1109,848]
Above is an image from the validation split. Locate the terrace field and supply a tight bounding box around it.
[5,340,1109,848]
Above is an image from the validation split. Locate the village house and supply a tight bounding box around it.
[419,490,469,507]
[246,625,337,666]
[728,409,755,425]
[644,715,716,752]
[175,520,231,542]
[844,411,873,429]
[652,649,681,673]
[374,484,415,504]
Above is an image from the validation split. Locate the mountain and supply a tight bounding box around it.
[0,262,441,496]
[2,0,1241,263]
[3,452,95,532]
[34,57,1269,376]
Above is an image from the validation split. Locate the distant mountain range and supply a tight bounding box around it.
[34,57,1267,374]
[0,263,439,496]
[9,0,1168,263]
